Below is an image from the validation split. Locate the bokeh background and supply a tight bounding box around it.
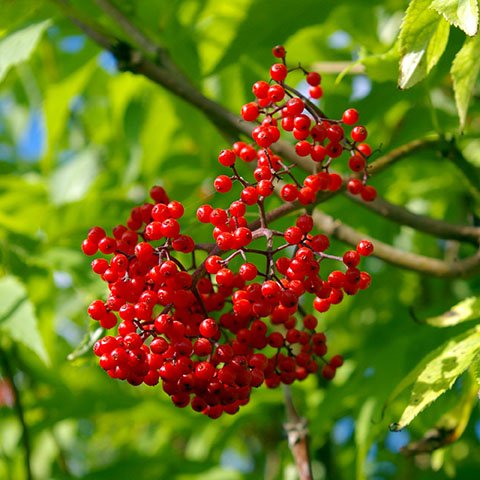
[1,0,480,479]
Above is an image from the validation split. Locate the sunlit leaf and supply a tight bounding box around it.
[398,0,450,88]
[424,296,480,327]
[49,147,100,205]
[0,19,50,83]
[451,34,480,128]
[430,0,478,36]
[0,276,49,363]
[389,326,480,430]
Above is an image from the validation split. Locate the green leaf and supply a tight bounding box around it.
[355,398,378,480]
[389,326,480,430]
[49,148,100,205]
[430,0,478,36]
[451,34,480,128]
[0,19,50,83]
[424,296,480,327]
[0,276,49,364]
[43,59,97,173]
[361,43,400,82]
[398,0,450,89]
[471,354,480,386]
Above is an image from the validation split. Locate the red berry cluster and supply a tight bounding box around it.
[82,46,376,418]
[235,45,377,203]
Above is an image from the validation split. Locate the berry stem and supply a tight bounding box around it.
[283,385,313,480]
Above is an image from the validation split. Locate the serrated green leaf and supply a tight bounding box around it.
[398,0,450,88]
[430,0,478,36]
[389,326,480,430]
[0,276,49,364]
[0,19,50,83]
[451,34,480,128]
[425,296,480,327]
[49,148,99,205]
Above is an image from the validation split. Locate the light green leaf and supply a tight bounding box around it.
[49,148,100,205]
[355,398,378,480]
[451,34,480,128]
[43,59,97,173]
[0,276,49,364]
[389,326,480,430]
[425,296,480,327]
[398,0,450,88]
[471,354,480,386]
[0,19,50,83]
[361,43,400,82]
[67,326,104,362]
[430,0,478,36]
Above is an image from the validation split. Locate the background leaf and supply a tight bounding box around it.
[391,326,480,430]
[0,276,49,363]
[398,0,450,88]
[430,0,479,36]
[424,296,480,327]
[451,34,480,128]
[0,20,51,83]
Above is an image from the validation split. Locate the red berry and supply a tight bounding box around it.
[357,240,374,256]
[280,184,299,202]
[270,63,288,82]
[346,178,363,195]
[309,86,323,99]
[214,175,233,193]
[321,365,336,380]
[218,149,236,167]
[241,102,259,121]
[199,318,219,338]
[342,108,359,125]
[306,71,321,86]
[272,45,286,58]
[348,154,366,172]
[357,143,372,157]
[284,226,303,244]
[360,185,377,202]
[351,125,368,142]
[252,81,270,99]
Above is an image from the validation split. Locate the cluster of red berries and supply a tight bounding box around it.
[235,45,377,203]
[82,46,375,418]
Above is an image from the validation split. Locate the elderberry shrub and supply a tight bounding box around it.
[82,46,375,419]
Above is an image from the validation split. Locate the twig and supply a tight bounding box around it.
[0,347,33,480]
[312,209,480,278]
[283,385,313,480]
[346,194,480,245]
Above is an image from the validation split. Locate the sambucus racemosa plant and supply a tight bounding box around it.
[82,46,375,419]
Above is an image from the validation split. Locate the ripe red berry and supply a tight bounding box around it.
[342,108,359,125]
[360,185,377,202]
[309,86,323,99]
[284,226,303,244]
[272,45,286,58]
[241,102,259,121]
[348,154,366,172]
[357,240,374,256]
[252,80,270,99]
[346,178,363,195]
[351,125,368,142]
[214,175,233,193]
[218,149,236,167]
[270,63,288,82]
[199,318,219,338]
[306,71,321,86]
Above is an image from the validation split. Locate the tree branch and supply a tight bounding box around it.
[367,136,443,176]
[283,386,313,480]
[345,193,480,245]
[0,347,33,480]
[312,209,480,278]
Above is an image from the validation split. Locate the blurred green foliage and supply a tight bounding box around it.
[1,1,480,479]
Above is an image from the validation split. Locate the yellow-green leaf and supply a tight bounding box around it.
[389,326,480,430]
[430,0,478,36]
[0,276,49,364]
[425,296,480,327]
[451,34,480,128]
[0,19,50,83]
[398,0,450,88]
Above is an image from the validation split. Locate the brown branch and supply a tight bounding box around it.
[367,136,442,176]
[283,386,313,480]
[312,210,480,278]
[345,193,480,245]
[0,347,33,480]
